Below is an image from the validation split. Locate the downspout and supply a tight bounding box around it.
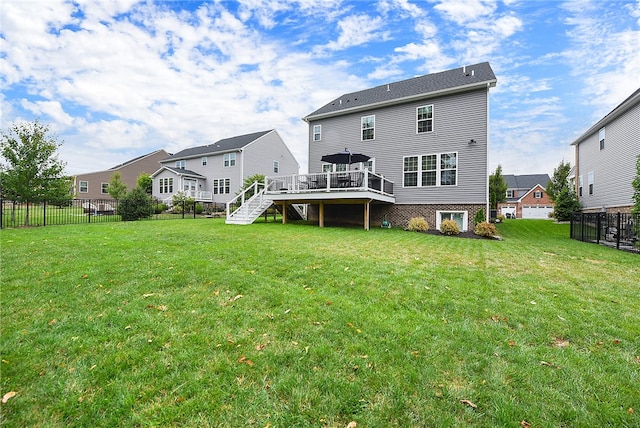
[485,83,491,222]
[239,148,244,184]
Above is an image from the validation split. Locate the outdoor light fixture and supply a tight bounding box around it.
[469,139,477,144]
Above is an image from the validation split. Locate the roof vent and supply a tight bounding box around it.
[386,84,390,91]
[471,69,475,77]
[463,65,466,74]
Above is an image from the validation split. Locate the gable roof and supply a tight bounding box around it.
[571,87,640,146]
[108,149,170,170]
[163,130,273,161]
[150,166,206,179]
[503,174,551,190]
[304,62,496,121]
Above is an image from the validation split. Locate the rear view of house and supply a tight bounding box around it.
[302,62,497,231]
[151,130,299,206]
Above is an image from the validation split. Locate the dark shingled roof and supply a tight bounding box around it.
[163,130,273,161]
[305,62,496,120]
[161,167,206,178]
[503,174,551,190]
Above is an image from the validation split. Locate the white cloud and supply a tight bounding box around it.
[433,0,497,25]
[324,14,390,51]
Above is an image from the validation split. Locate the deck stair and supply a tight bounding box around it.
[226,182,274,225]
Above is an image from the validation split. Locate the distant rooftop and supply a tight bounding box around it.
[163,130,273,161]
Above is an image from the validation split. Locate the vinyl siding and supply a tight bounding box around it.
[577,102,639,210]
[308,88,488,204]
[74,150,169,199]
[242,130,299,178]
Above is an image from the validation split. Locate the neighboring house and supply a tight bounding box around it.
[299,62,497,231]
[152,130,299,205]
[73,149,170,200]
[571,88,640,213]
[497,174,553,219]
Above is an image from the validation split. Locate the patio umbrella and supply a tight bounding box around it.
[321,148,370,168]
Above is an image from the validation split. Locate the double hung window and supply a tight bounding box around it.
[417,105,433,133]
[213,179,230,194]
[224,153,236,167]
[361,115,375,140]
[313,125,321,141]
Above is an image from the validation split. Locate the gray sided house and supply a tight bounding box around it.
[571,88,640,213]
[151,130,299,206]
[303,62,497,231]
[74,149,170,200]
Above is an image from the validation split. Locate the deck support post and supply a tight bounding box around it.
[281,201,287,224]
[319,202,325,228]
[364,201,370,230]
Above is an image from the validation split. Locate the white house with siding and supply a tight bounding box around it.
[151,130,299,206]
[571,88,640,213]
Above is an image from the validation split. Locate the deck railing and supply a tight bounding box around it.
[265,170,393,196]
[570,212,639,253]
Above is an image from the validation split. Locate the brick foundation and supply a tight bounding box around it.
[307,203,486,231]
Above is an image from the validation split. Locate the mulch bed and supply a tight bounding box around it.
[421,229,497,240]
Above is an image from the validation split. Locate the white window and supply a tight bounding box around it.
[534,191,543,198]
[588,171,594,195]
[159,178,173,194]
[175,160,186,169]
[363,159,375,172]
[101,183,109,194]
[599,127,605,150]
[403,152,457,187]
[506,190,515,198]
[578,175,583,197]
[273,161,279,173]
[322,163,346,173]
[361,115,375,140]
[202,157,208,166]
[183,178,196,192]
[313,125,321,141]
[79,181,88,193]
[213,178,230,194]
[437,211,468,232]
[417,105,433,133]
[224,153,236,167]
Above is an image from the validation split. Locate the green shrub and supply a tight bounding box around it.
[195,203,204,214]
[154,202,169,214]
[117,186,153,221]
[496,214,505,222]
[474,208,485,225]
[407,216,429,232]
[474,221,497,237]
[440,219,460,235]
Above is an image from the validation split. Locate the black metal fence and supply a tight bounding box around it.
[570,212,639,253]
[0,199,226,229]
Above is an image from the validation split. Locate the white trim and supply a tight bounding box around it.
[436,210,469,232]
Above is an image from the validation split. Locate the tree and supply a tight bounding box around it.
[237,174,265,199]
[548,160,580,221]
[546,160,572,201]
[1,120,68,225]
[107,172,127,200]
[489,165,508,210]
[632,155,640,214]
[137,172,152,195]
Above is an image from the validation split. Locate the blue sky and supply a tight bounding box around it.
[1,0,639,176]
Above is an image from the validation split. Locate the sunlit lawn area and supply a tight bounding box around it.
[1,219,638,427]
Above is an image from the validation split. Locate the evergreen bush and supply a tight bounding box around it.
[440,219,460,235]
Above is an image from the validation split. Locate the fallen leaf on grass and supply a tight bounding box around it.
[520,420,531,427]
[238,356,254,367]
[143,293,154,298]
[255,343,269,351]
[156,305,168,312]
[2,391,16,404]
[460,399,477,409]
[347,422,357,428]
[48,319,57,326]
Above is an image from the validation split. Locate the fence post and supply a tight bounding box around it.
[581,213,585,242]
[43,200,47,227]
[616,212,621,250]
[0,198,3,229]
[596,213,601,244]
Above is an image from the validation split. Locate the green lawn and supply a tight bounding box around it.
[1,219,638,427]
